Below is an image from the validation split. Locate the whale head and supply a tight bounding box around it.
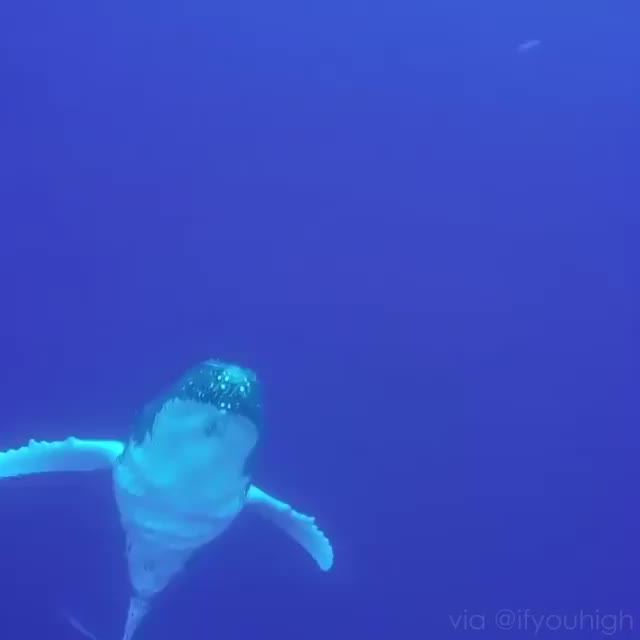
[124,360,262,490]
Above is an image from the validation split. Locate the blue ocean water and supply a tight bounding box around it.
[0,0,637,638]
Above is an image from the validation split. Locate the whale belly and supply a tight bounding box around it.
[112,454,244,598]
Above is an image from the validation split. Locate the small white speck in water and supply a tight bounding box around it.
[516,39,541,54]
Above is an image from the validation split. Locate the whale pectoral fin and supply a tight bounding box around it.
[246,485,334,571]
[0,438,125,479]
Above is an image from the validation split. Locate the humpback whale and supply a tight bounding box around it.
[0,359,333,640]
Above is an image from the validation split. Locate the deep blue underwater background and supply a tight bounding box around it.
[0,0,638,638]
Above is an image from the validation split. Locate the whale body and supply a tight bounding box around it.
[0,360,333,640]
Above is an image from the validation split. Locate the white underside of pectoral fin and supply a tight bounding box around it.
[246,485,334,571]
[0,437,125,479]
